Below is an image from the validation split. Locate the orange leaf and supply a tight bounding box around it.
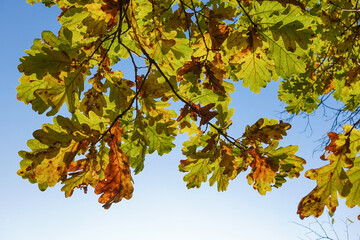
[247,149,278,194]
[94,125,134,209]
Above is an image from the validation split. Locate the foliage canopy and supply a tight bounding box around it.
[17,0,360,219]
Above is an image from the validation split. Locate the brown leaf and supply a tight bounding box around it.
[81,88,105,117]
[201,134,218,153]
[323,132,351,161]
[204,53,227,94]
[322,78,335,94]
[94,125,134,209]
[100,0,129,28]
[177,57,202,81]
[247,149,278,194]
[243,119,291,145]
[346,67,360,86]
[68,159,87,172]
[199,103,218,126]
[178,102,217,126]
[177,103,200,122]
[208,19,229,49]
[247,27,263,51]
[219,142,239,178]
[168,8,194,31]
[177,105,192,122]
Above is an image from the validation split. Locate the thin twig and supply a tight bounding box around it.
[345,118,360,135]
[122,42,139,111]
[179,0,192,36]
[87,34,114,62]
[95,63,152,144]
[236,0,257,27]
[329,1,360,12]
[292,219,334,240]
[190,0,209,59]
[99,33,118,66]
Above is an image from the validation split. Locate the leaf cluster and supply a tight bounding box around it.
[17,0,360,218]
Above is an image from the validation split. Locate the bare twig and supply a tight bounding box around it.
[292,218,334,240]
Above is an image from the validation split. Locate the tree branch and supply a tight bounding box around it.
[236,0,257,27]
[138,45,246,151]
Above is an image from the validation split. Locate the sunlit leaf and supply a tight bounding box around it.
[18,0,360,217]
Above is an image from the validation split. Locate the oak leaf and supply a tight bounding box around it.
[94,125,134,209]
[297,131,354,219]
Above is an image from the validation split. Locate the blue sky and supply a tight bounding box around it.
[0,1,359,240]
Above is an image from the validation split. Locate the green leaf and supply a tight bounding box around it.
[65,67,89,113]
[278,74,321,114]
[17,73,66,116]
[252,1,315,52]
[343,126,360,208]
[150,30,192,76]
[27,0,56,7]
[104,71,135,111]
[18,31,72,78]
[146,124,176,156]
[345,157,360,208]
[59,3,116,39]
[179,133,212,188]
[333,72,360,112]
[17,30,89,115]
[180,155,211,189]
[209,142,245,191]
[61,144,108,198]
[230,46,275,93]
[262,32,308,77]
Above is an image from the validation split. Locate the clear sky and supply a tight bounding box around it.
[0,1,359,240]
